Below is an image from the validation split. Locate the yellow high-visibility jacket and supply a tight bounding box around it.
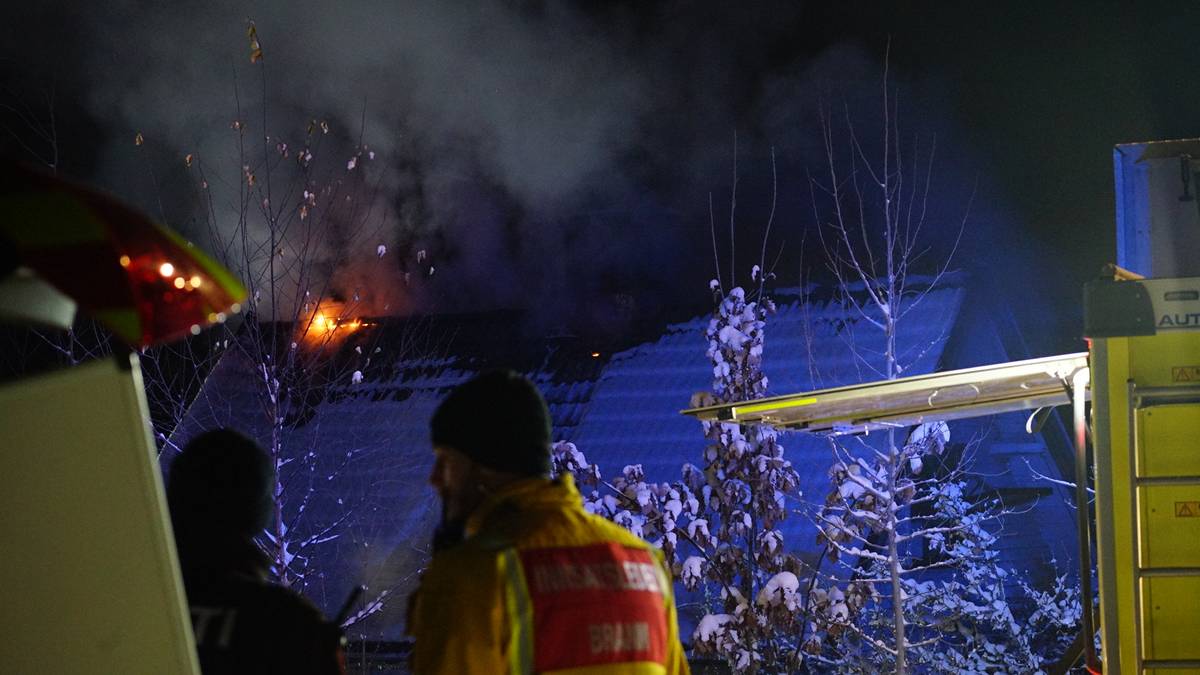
[407,474,690,675]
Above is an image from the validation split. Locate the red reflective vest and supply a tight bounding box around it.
[407,475,690,675]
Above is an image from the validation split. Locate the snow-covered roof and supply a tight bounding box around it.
[169,276,1077,640]
[570,282,960,503]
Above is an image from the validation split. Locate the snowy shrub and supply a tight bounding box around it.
[679,285,812,673]
[551,283,808,672]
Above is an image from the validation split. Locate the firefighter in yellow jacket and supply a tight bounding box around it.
[407,370,690,675]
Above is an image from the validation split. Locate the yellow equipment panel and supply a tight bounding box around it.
[1137,404,1200,477]
[1091,322,1200,674]
[1139,482,1200,568]
[1142,577,1200,661]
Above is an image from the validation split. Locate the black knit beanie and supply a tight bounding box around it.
[168,428,274,541]
[430,370,552,476]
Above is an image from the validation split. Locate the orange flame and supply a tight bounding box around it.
[306,302,364,341]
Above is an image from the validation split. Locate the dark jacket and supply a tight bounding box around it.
[179,540,345,675]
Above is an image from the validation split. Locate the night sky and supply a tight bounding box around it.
[3,1,1198,355]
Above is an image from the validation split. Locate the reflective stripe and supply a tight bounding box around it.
[502,549,534,675]
[655,564,672,611]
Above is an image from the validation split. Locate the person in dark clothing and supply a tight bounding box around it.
[168,428,346,675]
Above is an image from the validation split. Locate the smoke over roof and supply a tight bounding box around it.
[0,1,994,342]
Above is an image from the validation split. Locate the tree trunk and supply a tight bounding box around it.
[887,429,907,674]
